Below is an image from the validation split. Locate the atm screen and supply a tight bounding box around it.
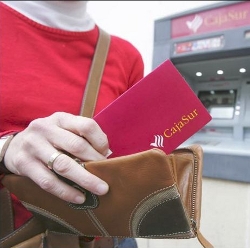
[198,89,237,119]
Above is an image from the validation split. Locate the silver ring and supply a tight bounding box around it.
[47,151,63,170]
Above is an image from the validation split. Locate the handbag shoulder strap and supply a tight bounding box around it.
[80,28,111,118]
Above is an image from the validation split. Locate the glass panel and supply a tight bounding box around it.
[198,89,237,119]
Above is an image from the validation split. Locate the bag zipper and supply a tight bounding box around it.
[172,146,199,235]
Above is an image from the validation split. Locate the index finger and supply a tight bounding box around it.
[53,113,109,157]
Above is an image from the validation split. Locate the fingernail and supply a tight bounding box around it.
[75,195,85,204]
[105,149,113,158]
[97,183,109,195]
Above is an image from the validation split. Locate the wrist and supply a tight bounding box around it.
[0,132,18,174]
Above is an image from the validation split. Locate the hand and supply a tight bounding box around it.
[4,112,110,204]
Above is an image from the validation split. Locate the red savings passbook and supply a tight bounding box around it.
[94,60,212,158]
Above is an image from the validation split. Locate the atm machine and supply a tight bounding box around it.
[152,1,250,182]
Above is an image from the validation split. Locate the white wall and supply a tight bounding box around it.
[87,1,222,76]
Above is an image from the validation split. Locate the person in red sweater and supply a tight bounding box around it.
[0,1,144,247]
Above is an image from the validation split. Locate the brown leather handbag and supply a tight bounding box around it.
[1,145,213,248]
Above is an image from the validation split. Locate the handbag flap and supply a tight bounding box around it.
[1,149,193,239]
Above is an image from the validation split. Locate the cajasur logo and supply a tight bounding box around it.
[150,109,199,148]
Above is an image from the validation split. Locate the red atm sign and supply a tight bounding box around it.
[171,1,250,39]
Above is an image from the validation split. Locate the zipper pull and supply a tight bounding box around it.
[191,218,197,234]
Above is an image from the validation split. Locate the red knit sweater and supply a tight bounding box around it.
[0,2,144,229]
